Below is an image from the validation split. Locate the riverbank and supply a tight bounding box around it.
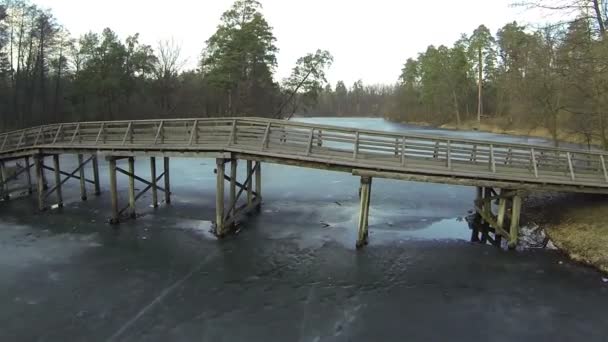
[523,192,608,274]
[401,117,608,274]
[439,119,596,148]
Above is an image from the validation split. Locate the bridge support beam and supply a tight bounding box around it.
[25,156,33,194]
[107,156,168,224]
[214,158,263,237]
[356,176,372,249]
[52,155,63,208]
[230,159,237,216]
[164,157,171,205]
[509,195,522,249]
[0,160,9,201]
[35,155,45,211]
[247,160,253,207]
[150,157,158,208]
[78,154,87,201]
[215,158,226,236]
[39,154,95,210]
[92,155,101,196]
[255,161,262,210]
[472,187,524,249]
[128,157,136,218]
[109,158,119,224]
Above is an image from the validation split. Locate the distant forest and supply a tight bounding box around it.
[1,0,608,148]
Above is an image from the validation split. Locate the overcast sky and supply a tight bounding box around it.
[35,0,541,86]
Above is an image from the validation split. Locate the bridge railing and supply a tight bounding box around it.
[1,118,607,187]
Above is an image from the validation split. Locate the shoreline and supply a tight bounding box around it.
[392,117,608,274]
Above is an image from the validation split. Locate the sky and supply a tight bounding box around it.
[34,0,542,86]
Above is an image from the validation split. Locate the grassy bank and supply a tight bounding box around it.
[439,119,598,148]
[423,118,608,273]
[524,192,608,273]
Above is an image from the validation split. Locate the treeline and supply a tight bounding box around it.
[3,0,608,149]
[0,0,336,131]
[389,1,608,148]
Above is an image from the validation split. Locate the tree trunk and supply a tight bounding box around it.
[477,47,483,125]
[593,0,606,35]
[452,89,461,126]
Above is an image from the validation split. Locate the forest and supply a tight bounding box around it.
[1,0,608,148]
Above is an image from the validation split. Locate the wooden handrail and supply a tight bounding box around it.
[1,117,608,190]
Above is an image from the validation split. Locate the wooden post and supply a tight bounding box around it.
[53,155,63,208]
[25,156,33,194]
[92,155,101,195]
[247,160,253,207]
[150,157,158,208]
[230,159,237,216]
[476,186,484,223]
[215,158,226,236]
[35,155,45,211]
[163,157,171,204]
[40,156,48,190]
[255,161,262,208]
[356,176,372,249]
[109,158,119,224]
[509,194,522,249]
[496,197,507,240]
[128,157,136,219]
[0,161,8,200]
[78,154,87,201]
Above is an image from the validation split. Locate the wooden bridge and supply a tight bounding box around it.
[1,117,607,248]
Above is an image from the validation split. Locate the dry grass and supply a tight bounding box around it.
[545,205,608,273]
[440,119,600,147]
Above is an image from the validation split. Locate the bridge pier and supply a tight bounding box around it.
[356,176,372,249]
[214,158,263,237]
[107,155,169,224]
[78,154,88,201]
[25,156,33,194]
[92,155,101,196]
[472,187,524,249]
[0,160,9,201]
[52,155,63,208]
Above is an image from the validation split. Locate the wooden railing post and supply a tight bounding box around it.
[447,140,452,170]
[567,152,575,181]
[531,148,539,178]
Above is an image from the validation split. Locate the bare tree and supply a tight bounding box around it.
[154,38,186,114]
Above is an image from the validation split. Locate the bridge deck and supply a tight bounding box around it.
[1,117,607,194]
